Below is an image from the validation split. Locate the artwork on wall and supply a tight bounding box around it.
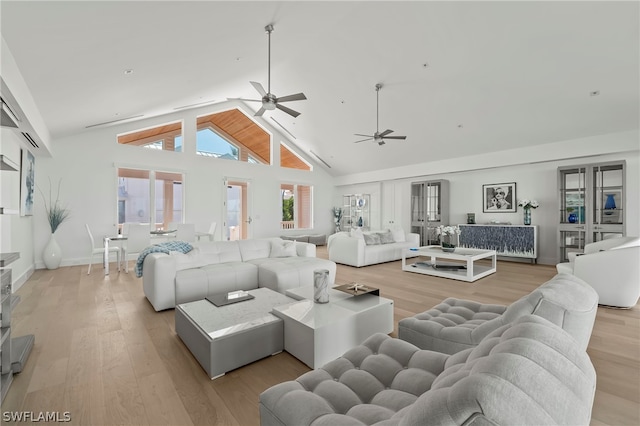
[483,182,516,213]
[20,149,35,216]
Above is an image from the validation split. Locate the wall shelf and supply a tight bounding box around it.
[0,155,18,171]
[1,252,34,402]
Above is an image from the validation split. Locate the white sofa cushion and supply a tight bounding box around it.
[252,257,337,294]
[194,240,243,264]
[175,261,258,305]
[391,227,406,242]
[238,238,273,261]
[378,230,395,244]
[363,232,381,245]
[270,239,298,258]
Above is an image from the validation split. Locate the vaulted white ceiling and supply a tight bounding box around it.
[1,1,638,176]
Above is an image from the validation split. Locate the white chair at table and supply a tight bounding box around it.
[195,222,216,241]
[85,224,121,275]
[176,223,196,242]
[207,221,216,241]
[121,223,151,273]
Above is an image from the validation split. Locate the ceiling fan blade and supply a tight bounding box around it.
[254,107,266,117]
[276,103,301,118]
[250,81,268,97]
[378,129,394,137]
[276,93,307,103]
[383,135,407,140]
[354,133,374,138]
[354,138,373,143]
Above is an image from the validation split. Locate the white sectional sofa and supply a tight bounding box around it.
[327,228,420,267]
[142,238,336,311]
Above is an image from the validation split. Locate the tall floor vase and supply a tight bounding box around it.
[43,233,62,269]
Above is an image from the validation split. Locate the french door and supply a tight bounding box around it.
[223,178,252,240]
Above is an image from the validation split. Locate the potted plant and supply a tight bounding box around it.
[436,225,461,252]
[40,178,70,269]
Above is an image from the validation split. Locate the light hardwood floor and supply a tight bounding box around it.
[3,248,639,425]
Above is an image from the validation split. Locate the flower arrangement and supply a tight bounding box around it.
[435,225,461,236]
[518,199,540,210]
[39,178,70,233]
[332,207,343,232]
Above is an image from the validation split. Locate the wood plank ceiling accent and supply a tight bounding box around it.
[117,122,182,146]
[198,109,271,164]
[280,144,310,171]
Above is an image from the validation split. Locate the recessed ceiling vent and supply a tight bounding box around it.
[21,132,39,148]
[1,97,20,128]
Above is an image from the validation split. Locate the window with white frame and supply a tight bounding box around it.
[117,167,184,232]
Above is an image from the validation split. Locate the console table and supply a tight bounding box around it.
[458,224,538,263]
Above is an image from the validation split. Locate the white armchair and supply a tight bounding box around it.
[556,237,640,308]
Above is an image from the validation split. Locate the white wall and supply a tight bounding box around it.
[31,102,335,268]
[335,132,639,265]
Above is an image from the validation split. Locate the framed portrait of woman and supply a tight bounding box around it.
[483,183,516,213]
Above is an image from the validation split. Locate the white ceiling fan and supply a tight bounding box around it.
[237,24,307,118]
[354,83,407,146]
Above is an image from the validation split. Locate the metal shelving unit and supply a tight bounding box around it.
[342,194,371,231]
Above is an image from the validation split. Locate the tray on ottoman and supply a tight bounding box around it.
[333,283,379,296]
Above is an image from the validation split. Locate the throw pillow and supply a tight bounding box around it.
[391,227,406,242]
[378,231,395,244]
[270,240,298,258]
[363,233,381,246]
[350,228,364,239]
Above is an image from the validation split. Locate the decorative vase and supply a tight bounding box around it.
[357,216,363,227]
[43,233,62,269]
[523,208,531,225]
[568,212,578,223]
[604,194,616,215]
[440,234,456,253]
[313,269,330,304]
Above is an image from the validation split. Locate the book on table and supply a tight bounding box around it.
[206,290,254,306]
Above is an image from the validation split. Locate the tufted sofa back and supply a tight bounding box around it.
[260,315,596,426]
[502,273,598,350]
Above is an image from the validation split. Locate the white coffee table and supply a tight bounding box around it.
[402,245,497,282]
[272,286,394,369]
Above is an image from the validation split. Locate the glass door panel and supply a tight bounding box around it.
[559,167,586,225]
[155,171,183,230]
[225,179,251,240]
[593,165,623,225]
[117,168,151,233]
[559,229,585,262]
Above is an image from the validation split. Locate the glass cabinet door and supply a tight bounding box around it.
[557,161,625,262]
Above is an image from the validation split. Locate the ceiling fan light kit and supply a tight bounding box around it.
[239,24,307,118]
[354,83,407,146]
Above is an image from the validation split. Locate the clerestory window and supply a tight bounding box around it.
[117,121,182,151]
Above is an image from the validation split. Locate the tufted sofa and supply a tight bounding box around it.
[142,238,336,311]
[397,273,598,354]
[327,228,420,267]
[259,315,597,426]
